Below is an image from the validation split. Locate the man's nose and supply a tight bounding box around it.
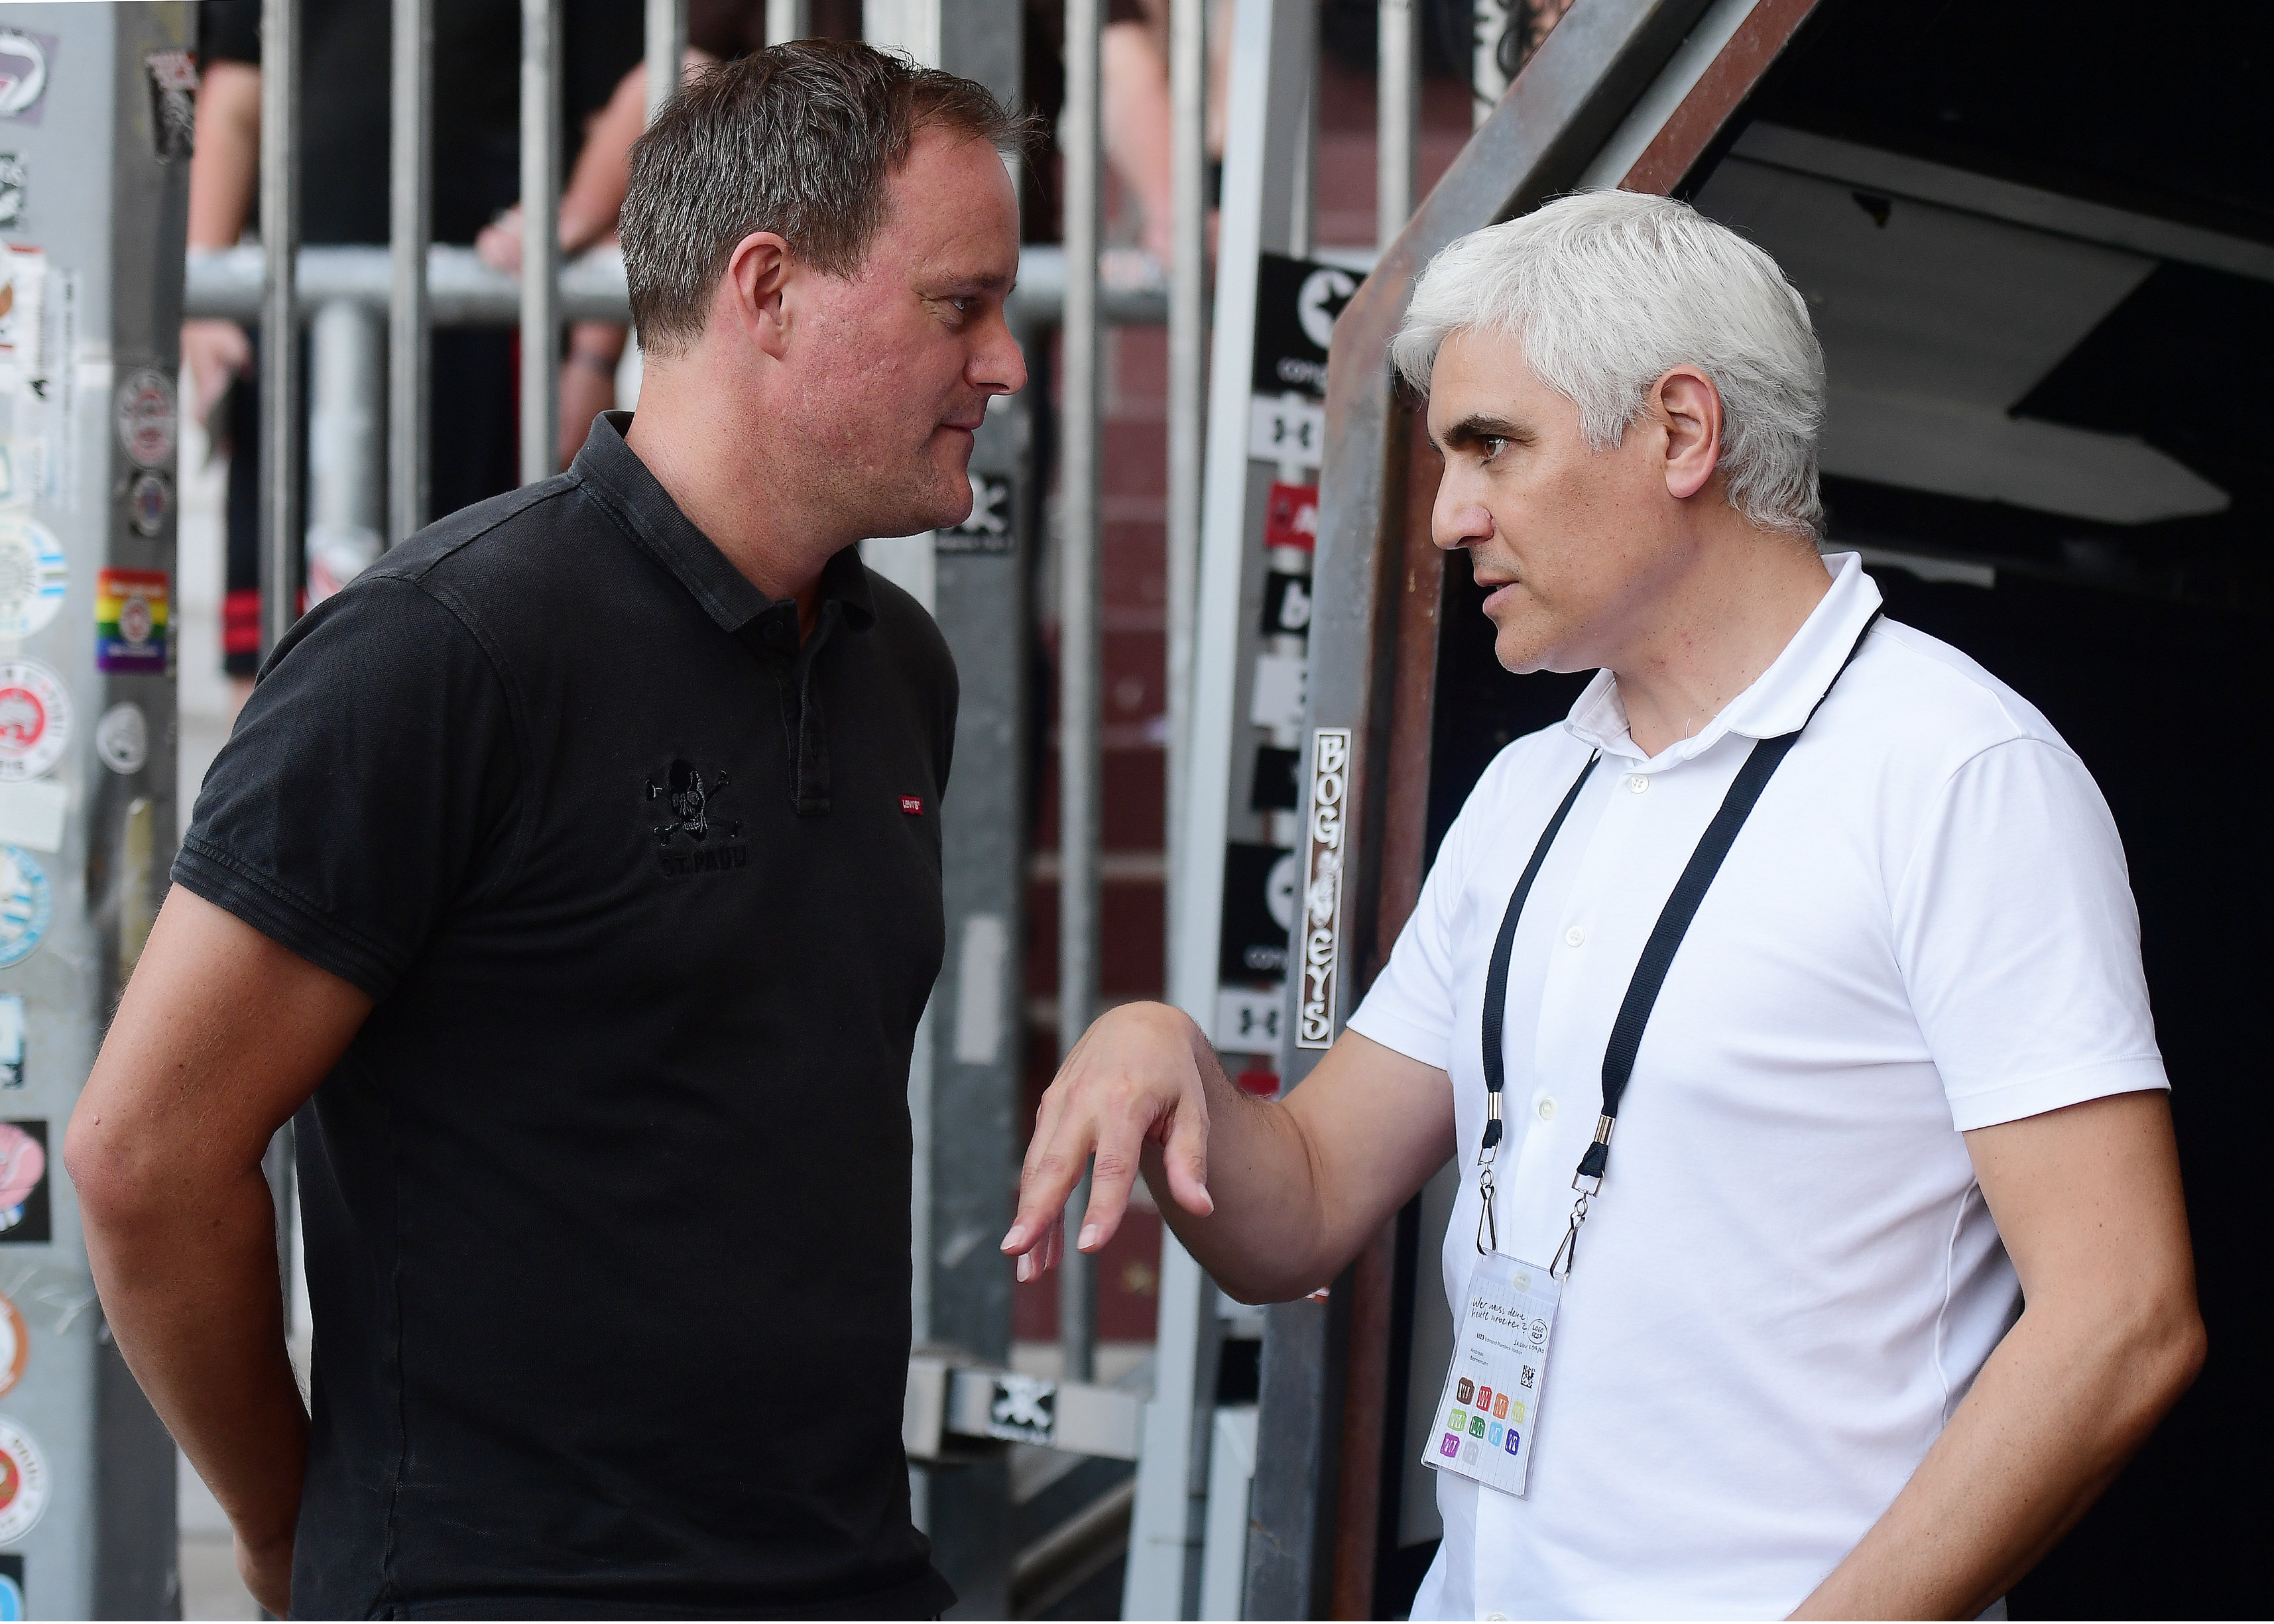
[973,312,1028,396]
[1433,478,1494,553]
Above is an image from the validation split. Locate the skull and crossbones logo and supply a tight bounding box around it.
[646,758,743,846]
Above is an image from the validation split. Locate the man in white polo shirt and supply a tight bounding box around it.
[1002,190,2205,1618]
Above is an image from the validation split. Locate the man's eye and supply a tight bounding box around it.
[1481,435,1510,460]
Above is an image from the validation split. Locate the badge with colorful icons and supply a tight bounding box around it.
[1504,1427,1522,1456]
[1448,1408,1465,1432]
[1438,1432,1458,1459]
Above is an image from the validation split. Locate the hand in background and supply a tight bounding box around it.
[181,319,252,428]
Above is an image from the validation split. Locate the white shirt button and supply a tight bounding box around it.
[1628,774,1649,793]
[1486,1614,1510,1621]
[1537,1097,1556,1122]
[1564,925,1585,947]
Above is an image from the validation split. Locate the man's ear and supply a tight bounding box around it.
[723,231,796,361]
[1654,367,1723,502]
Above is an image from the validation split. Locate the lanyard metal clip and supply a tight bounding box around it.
[1474,1092,1504,1254]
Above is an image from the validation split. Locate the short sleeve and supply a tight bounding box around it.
[172,577,522,1001]
[199,1,262,66]
[1894,738,2168,1131]
[1345,797,1479,1073]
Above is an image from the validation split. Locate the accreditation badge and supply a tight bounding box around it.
[1421,1251,1560,1497]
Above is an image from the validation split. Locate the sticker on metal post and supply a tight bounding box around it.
[0,156,21,229]
[0,1120,44,1244]
[0,30,50,123]
[95,569,168,673]
[113,369,176,469]
[0,1415,49,1542]
[0,1548,21,1617]
[0,1291,25,1398]
[0,516,66,640]
[0,846,49,968]
[0,992,19,1086]
[96,702,148,774]
[985,1373,1057,1446]
[1295,728,1350,1048]
[0,663,68,780]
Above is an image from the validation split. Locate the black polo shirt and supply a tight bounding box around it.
[175,414,957,1619]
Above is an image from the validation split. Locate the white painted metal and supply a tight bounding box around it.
[866,0,943,65]
[644,0,688,123]
[518,0,562,484]
[307,302,385,598]
[1057,0,1106,1391]
[1197,1406,1260,1619]
[1378,0,1418,246]
[1165,0,1208,999]
[389,0,432,544]
[261,0,303,655]
[766,0,812,45]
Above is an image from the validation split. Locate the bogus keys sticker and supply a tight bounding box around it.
[0,1416,48,1543]
[0,848,48,970]
[0,660,67,778]
[95,569,168,673]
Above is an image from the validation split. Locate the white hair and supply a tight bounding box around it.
[1390,190,1826,537]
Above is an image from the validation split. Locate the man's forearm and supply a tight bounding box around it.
[1793,1291,2202,1618]
[80,1156,309,1552]
[1138,1057,1335,1303]
[1136,1019,1455,1303]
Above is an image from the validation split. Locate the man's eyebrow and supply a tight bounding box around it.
[924,269,1017,296]
[1435,412,1529,452]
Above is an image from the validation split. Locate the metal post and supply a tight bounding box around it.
[261,0,304,656]
[1058,0,1105,1393]
[645,0,688,123]
[519,0,562,485]
[766,0,813,44]
[1165,0,1207,1002]
[1380,0,1419,245]
[307,301,385,598]
[389,0,432,545]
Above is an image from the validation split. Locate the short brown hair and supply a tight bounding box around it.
[621,40,1034,357]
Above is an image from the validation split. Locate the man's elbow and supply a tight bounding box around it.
[62,1102,169,1239]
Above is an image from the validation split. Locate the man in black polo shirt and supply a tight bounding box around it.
[68,44,1027,1619]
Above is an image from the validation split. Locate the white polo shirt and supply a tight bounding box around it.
[1348,553,2167,1621]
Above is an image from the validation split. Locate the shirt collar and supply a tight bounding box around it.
[571,410,875,636]
[1563,551,1883,768]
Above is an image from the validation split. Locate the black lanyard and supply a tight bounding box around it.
[1476,611,1882,1273]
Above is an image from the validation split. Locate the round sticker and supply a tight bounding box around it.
[0,848,50,970]
[129,469,170,537]
[0,1416,50,1543]
[0,1293,25,1399]
[113,368,176,469]
[0,516,66,640]
[0,661,69,780]
[95,702,147,775]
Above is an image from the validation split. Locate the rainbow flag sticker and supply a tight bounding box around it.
[95,569,168,673]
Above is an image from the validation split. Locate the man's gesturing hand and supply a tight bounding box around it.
[1000,1002,1219,1279]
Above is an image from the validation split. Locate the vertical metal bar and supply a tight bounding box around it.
[1378,0,1418,246]
[644,0,688,124]
[389,0,432,545]
[766,0,812,45]
[260,0,302,657]
[1058,0,1105,1391]
[1165,0,1207,1004]
[519,0,562,485]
